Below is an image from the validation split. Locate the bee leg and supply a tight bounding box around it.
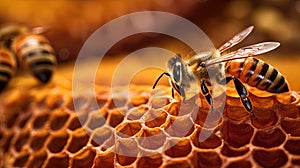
[224,77,255,117]
[200,80,213,105]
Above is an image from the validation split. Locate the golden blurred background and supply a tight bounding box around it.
[1,0,300,90]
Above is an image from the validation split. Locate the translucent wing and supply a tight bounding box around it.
[218,26,254,53]
[32,26,49,34]
[204,42,280,67]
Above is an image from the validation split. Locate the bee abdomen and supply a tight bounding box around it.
[13,34,57,83]
[226,57,289,93]
[0,48,17,91]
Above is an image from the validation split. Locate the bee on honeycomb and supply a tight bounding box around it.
[0,75,300,167]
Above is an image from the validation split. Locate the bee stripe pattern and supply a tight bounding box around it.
[13,33,56,83]
[0,48,16,91]
[226,57,289,93]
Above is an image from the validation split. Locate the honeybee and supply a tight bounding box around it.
[153,26,289,115]
[0,25,56,90]
[12,30,57,83]
[0,24,29,50]
[0,48,17,92]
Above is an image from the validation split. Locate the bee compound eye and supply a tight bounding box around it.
[173,62,182,83]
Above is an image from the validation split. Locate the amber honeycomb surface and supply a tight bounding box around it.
[0,76,300,168]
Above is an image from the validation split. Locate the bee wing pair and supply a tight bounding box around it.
[192,26,280,67]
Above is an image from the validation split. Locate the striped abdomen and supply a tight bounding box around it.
[13,33,57,83]
[0,48,17,92]
[225,57,289,93]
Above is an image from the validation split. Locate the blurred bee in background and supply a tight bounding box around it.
[13,27,57,83]
[0,24,28,50]
[0,48,17,91]
[153,26,289,116]
[0,24,57,92]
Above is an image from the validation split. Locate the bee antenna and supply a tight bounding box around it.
[152,72,170,89]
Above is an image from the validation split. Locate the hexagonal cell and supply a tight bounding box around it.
[85,110,106,130]
[226,96,244,107]
[46,130,69,153]
[17,113,31,128]
[44,153,69,168]
[221,121,254,148]
[107,108,125,128]
[163,102,180,116]
[281,118,300,136]
[175,99,200,116]
[94,151,115,168]
[144,109,167,128]
[284,139,300,155]
[251,108,278,129]
[32,112,49,130]
[252,128,286,148]
[67,115,82,131]
[191,129,222,149]
[221,143,249,157]
[1,131,13,152]
[30,130,49,151]
[5,112,19,128]
[90,127,113,147]
[276,92,299,105]
[49,109,70,131]
[13,150,29,167]
[192,107,212,127]
[116,121,142,138]
[225,106,249,122]
[26,150,47,168]
[192,151,222,167]
[148,94,170,109]
[128,92,149,107]
[137,127,167,150]
[227,160,252,168]
[107,97,127,109]
[251,95,275,108]
[195,108,223,129]
[45,93,64,110]
[165,116,194,137]
[253,149,288,168]
[127,105,149,120]
[13,129,30,152]
[67,128,89,154]
[66,96,90,111]
[136,154,162,168]
[72,149,96,168]
[115,138,138,165]
[95,95,108,108]
[164,138,192,158]
[116,154,137,167]
[276,104,300,118]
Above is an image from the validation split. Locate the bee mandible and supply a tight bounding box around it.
[153,26,288,116]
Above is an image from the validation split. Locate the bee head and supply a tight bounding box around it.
[153,54,197,98]
[167,54,193,97]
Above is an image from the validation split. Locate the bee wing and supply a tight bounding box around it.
[218,26,254,53]
[204,42,280,66]
[31,26,49,34]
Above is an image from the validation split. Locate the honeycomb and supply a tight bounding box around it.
[0,75,300,168]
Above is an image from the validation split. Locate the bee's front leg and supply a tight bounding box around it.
[200,80,213,105]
